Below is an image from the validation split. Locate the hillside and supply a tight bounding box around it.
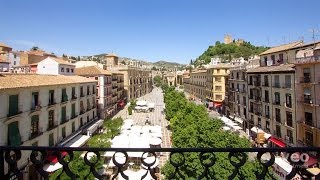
[80,54,185,70]
[195,41,269,65]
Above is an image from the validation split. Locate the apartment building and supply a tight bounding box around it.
[227,65,248,127]
[75,66,112,119]
[0,42,12,72]
[294,42,320,147]
[37,57,76,75]
[189,70,207,102]
[164,72,176,86]
[247,64,296,147]
[206,64,230,110]
[0,74,97,179]
[183,72,191,95]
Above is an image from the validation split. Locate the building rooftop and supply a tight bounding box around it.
[246,64,295,73]
[0,42,11,48]
[191,70,207,74]
[75,66,111,76]
[0,74,97,90]
[206,64,232,69]
[105,53,118,57]
[260,41,303,55]
[49,57,75,66]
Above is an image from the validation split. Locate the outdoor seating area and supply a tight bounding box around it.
[134,100,155,113]
[220,116,243,132]
[103,119,162,179]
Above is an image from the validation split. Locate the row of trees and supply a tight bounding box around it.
[50,117,123,179]
[195,41,269,65]
[161,86,274,179]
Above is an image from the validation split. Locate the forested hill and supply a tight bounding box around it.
[195,41,269,65]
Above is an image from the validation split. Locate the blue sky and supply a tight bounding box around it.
[1,0,319,64]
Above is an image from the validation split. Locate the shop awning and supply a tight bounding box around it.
[250,127,264,133]
[95,119,104,128]
[270,137,286,147]
[234,117,243,124]
[64,135,90,148]
[46,151,68,164]
[214,103,222,108]
[304,156,318,167]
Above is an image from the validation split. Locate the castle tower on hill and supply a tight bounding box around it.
[224,34,233,44]
[104,53,118,67]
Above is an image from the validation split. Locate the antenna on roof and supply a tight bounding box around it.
[309,28,319,44]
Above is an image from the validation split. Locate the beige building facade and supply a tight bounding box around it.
[189,70,207,101]
[0,74,97,179]
[206,64,230,110]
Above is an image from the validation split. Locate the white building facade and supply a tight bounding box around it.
[37,57,75,75]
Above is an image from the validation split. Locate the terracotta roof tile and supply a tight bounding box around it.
[0,74,96,90]
[246,64,295,73]
[0,42,11,48]
[260,41,303,55]
[75,66,112,75]
[50,57,75,66]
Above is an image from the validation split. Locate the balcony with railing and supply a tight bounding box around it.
[273,82,281,88]
[60,116,69,125]
[71,94,77,100]
[1,146,319,179]
[295,55,320,64]
[273,100,281,106]
[31,104,42,112]
[29,128,43,140]
[48,98,56,106]
[299,76,312,83]
[47,121,58,131]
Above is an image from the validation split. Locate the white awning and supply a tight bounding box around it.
[43,162,63,172]
[250,127,264,133]
[232,126,243,130]
[147,103,155,109]
[264,133,272,139]
[136,100,148,106]
[87,123,98,135]
[95,119,104,128]
[64,135,90,147]
[221,116,232,123]
[234,117,243,124]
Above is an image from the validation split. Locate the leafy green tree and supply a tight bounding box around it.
[161,88,275,179]
[30,46,39,51]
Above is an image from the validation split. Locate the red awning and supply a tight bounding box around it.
[269,137,286,147]
[214,103,222,107]
[305,156,318,167]
[46,151,68,164]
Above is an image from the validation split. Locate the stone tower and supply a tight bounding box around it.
[104,53,118,67]
[224,34,233,44]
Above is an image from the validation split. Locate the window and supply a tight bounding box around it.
[31,115,39,135]
[278,53,284,64]
[217,69,220,73]
[31,92,39,109]
[305,131,313,146]
[49,90,55,105]
[271,55,275,64]
[72,87,76,99]
[62,88,68,102]
[265,105,270,118]
[87,99,90,110]
[274,92,280,104]
[71,104,76,118]
[249,76,252,85]
[242,96,246,106]
[264,56,267,66]
[266,121,270,132]
[92,85,95,94]
[215,86,222,91]
[275,108,281,122]
[80,118,83,126]
[80,86,84,97]
[8,95,19,116]
[264,75,269,86]
[265,90,269,103]
[258,118,261,126]
[304,88,311,103]
[61,106,66,122]
[8,121,21,146]
[87,86,90,95]
[286,112,293,127]
[276,125,281,138]
[285,75,291,88]
[285,129,292,143]
[303,68,311,83]
[285,94,292,108]
[274,75,280,87]
[61,67,64,72]
[49,133,54,146]
[62,127,66,138]
[14,61,16,65]
[48,110,54,128]
[215,94,222,100]
[66,68,70,73]
[72,122,75,133]
[71,69,74,73]
[215,77,221,82]
[305,112,313,126]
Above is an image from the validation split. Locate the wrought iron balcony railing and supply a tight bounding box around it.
[1,146,319,179]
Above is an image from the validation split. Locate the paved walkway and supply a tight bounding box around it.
[113,87,172,168]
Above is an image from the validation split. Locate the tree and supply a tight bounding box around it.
[161,88,275,179]
[121,60,126,65]
[30,46,39,51]
[77,56,81,61]
[153,75,162,87]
